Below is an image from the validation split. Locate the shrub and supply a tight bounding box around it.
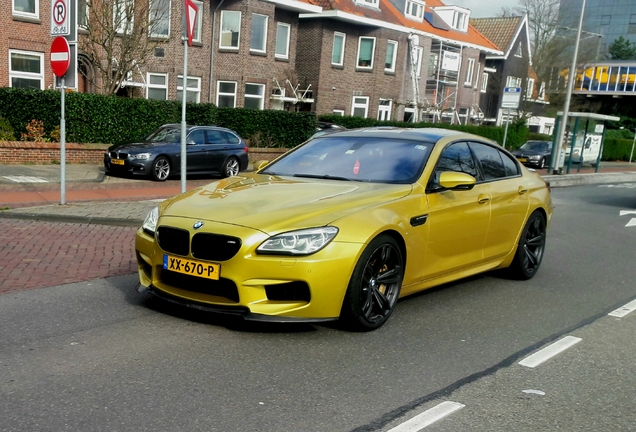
[21,119,46,142]
[0,117,16,141]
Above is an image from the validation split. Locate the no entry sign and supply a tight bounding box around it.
[50,36,71,77]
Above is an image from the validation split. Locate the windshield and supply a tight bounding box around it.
[521,141,551,152]
[261,136,433,184]
[145,126,181,143]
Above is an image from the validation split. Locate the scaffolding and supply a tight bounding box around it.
[422,41,462,124]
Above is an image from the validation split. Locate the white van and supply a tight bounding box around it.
[566,134,602,165]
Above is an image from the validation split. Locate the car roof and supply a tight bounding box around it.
[315,127,492,144]
[160,124,236,133]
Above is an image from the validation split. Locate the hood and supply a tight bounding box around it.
[513,148,548,156]
[109,141,174,152]
[159,173,413,234]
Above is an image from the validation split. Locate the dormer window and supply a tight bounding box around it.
[405,0,425,21]
[431,6,470,32]
[355,0,379,9]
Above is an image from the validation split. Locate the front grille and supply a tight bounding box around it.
[265,282,310,302]
[160,270,240,302]
[110,151,128,158]
[192,233,242,261]
[157,226,190,256]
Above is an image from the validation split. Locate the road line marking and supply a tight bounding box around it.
[387,401,465,431]
[609,299,636,318]
[626,218,636,227]
[519,336,582,368]
[620,210,636,216]
[2,176,48,183]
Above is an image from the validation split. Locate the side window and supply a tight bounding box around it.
[435,142,479,178]
[501,151,520,177]
[224,132,240,144]
[207,130,226,144]
[188,130,206,145]
[469,142,506,180]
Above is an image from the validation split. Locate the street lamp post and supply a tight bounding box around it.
[551,0,586,174]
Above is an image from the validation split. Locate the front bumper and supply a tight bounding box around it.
[135,217,364,321]
[104,153,152,176]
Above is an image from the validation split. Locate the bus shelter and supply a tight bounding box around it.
[550,112,620,174]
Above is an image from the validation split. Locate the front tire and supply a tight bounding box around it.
[507,211,546,280]
[340,235,404,331]
[222,157,240,178]
[151,156,171,181]
[539,158,546,169]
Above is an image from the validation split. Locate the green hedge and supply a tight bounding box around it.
[602,138,636,161]
[318,114,530,149]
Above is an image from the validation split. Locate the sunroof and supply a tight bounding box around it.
[425,11,450,30]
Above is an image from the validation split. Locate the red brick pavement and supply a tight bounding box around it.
[0,219,138,294]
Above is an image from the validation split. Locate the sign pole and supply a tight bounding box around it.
[502,108,510,149]
[61,77,66,205]
[180,40,188,194]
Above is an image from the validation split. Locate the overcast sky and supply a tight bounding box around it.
[444,0,521,18]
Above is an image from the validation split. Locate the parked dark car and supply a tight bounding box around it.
[104,124,249,181]
[512,140,552,169]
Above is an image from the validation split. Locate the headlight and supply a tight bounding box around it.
[142,206,159,235]
[529,155,540,160]
[257,227,338,255]
[131,153,151,160]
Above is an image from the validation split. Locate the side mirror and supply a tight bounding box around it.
[186,139,196,145]
[438,171,476,191]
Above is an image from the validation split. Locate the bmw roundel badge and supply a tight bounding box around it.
[193,221,204,230]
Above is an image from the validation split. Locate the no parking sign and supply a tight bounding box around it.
[51,0,70,36]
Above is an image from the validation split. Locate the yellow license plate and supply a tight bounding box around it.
[163,255,220,280]
[517,158,527,163]
[112,159,125,165]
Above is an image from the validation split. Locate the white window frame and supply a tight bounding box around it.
[332,32,346,66]
[480,72,488,93]
[355,0,379,8]
[464,58,475,85]
[12,0,39,19]
[506,75,522,88]
[78,0,89,29]
[351,96,369,118]
[538,82,546,100]
[385,40,398,73]
[526,78,535,99]
[146,72,168,100]
[275,22,291,59]
[114,0,135,34]
[220,10,241,50]
[333,109,345,116]
[250,13,268,53]
[357,37,376,70]
[452,11,468,31]
[405,0,425,21]
[377,99,392,121]
[244,83,265,110]
[192,0,203,43]
[9,50,44,90]
[149,0,170,38]
[177,75,201,103]
[415,46,424,77]
[216,80,237,108]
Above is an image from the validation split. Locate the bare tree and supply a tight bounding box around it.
[79,0,170,95]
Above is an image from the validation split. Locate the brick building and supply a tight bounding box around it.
[3,0,503,124]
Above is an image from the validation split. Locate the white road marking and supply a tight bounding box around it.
[620,210,636,216]
[3,176,48,183]
[608,299,636,318]
[626,218,636,227]
[519,336,582,368]
[599,183,636,189]
[387,401,465,431]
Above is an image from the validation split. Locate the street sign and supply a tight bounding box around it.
[51,0,70,36]
[185,0,199,46]
[50,36,71,77]
[55,43,77,89]
[502,87,521,109]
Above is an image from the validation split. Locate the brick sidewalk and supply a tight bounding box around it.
[0,219,138,294]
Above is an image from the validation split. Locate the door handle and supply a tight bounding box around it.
[478,194,490,204]
[518,186,528,194]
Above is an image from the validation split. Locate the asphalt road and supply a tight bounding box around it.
[1,183,635,431]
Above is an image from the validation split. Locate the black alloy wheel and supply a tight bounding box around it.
[152,156,171,181]
[340,235,404,331]
[222,157,240,178]
[508,211,546,280]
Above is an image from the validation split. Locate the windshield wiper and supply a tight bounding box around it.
[293,173,360,182]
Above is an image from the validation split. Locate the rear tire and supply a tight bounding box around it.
[340,235,404,331]
[222,157,240,178]
[151,156,170,181]
[507,211,546,280]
